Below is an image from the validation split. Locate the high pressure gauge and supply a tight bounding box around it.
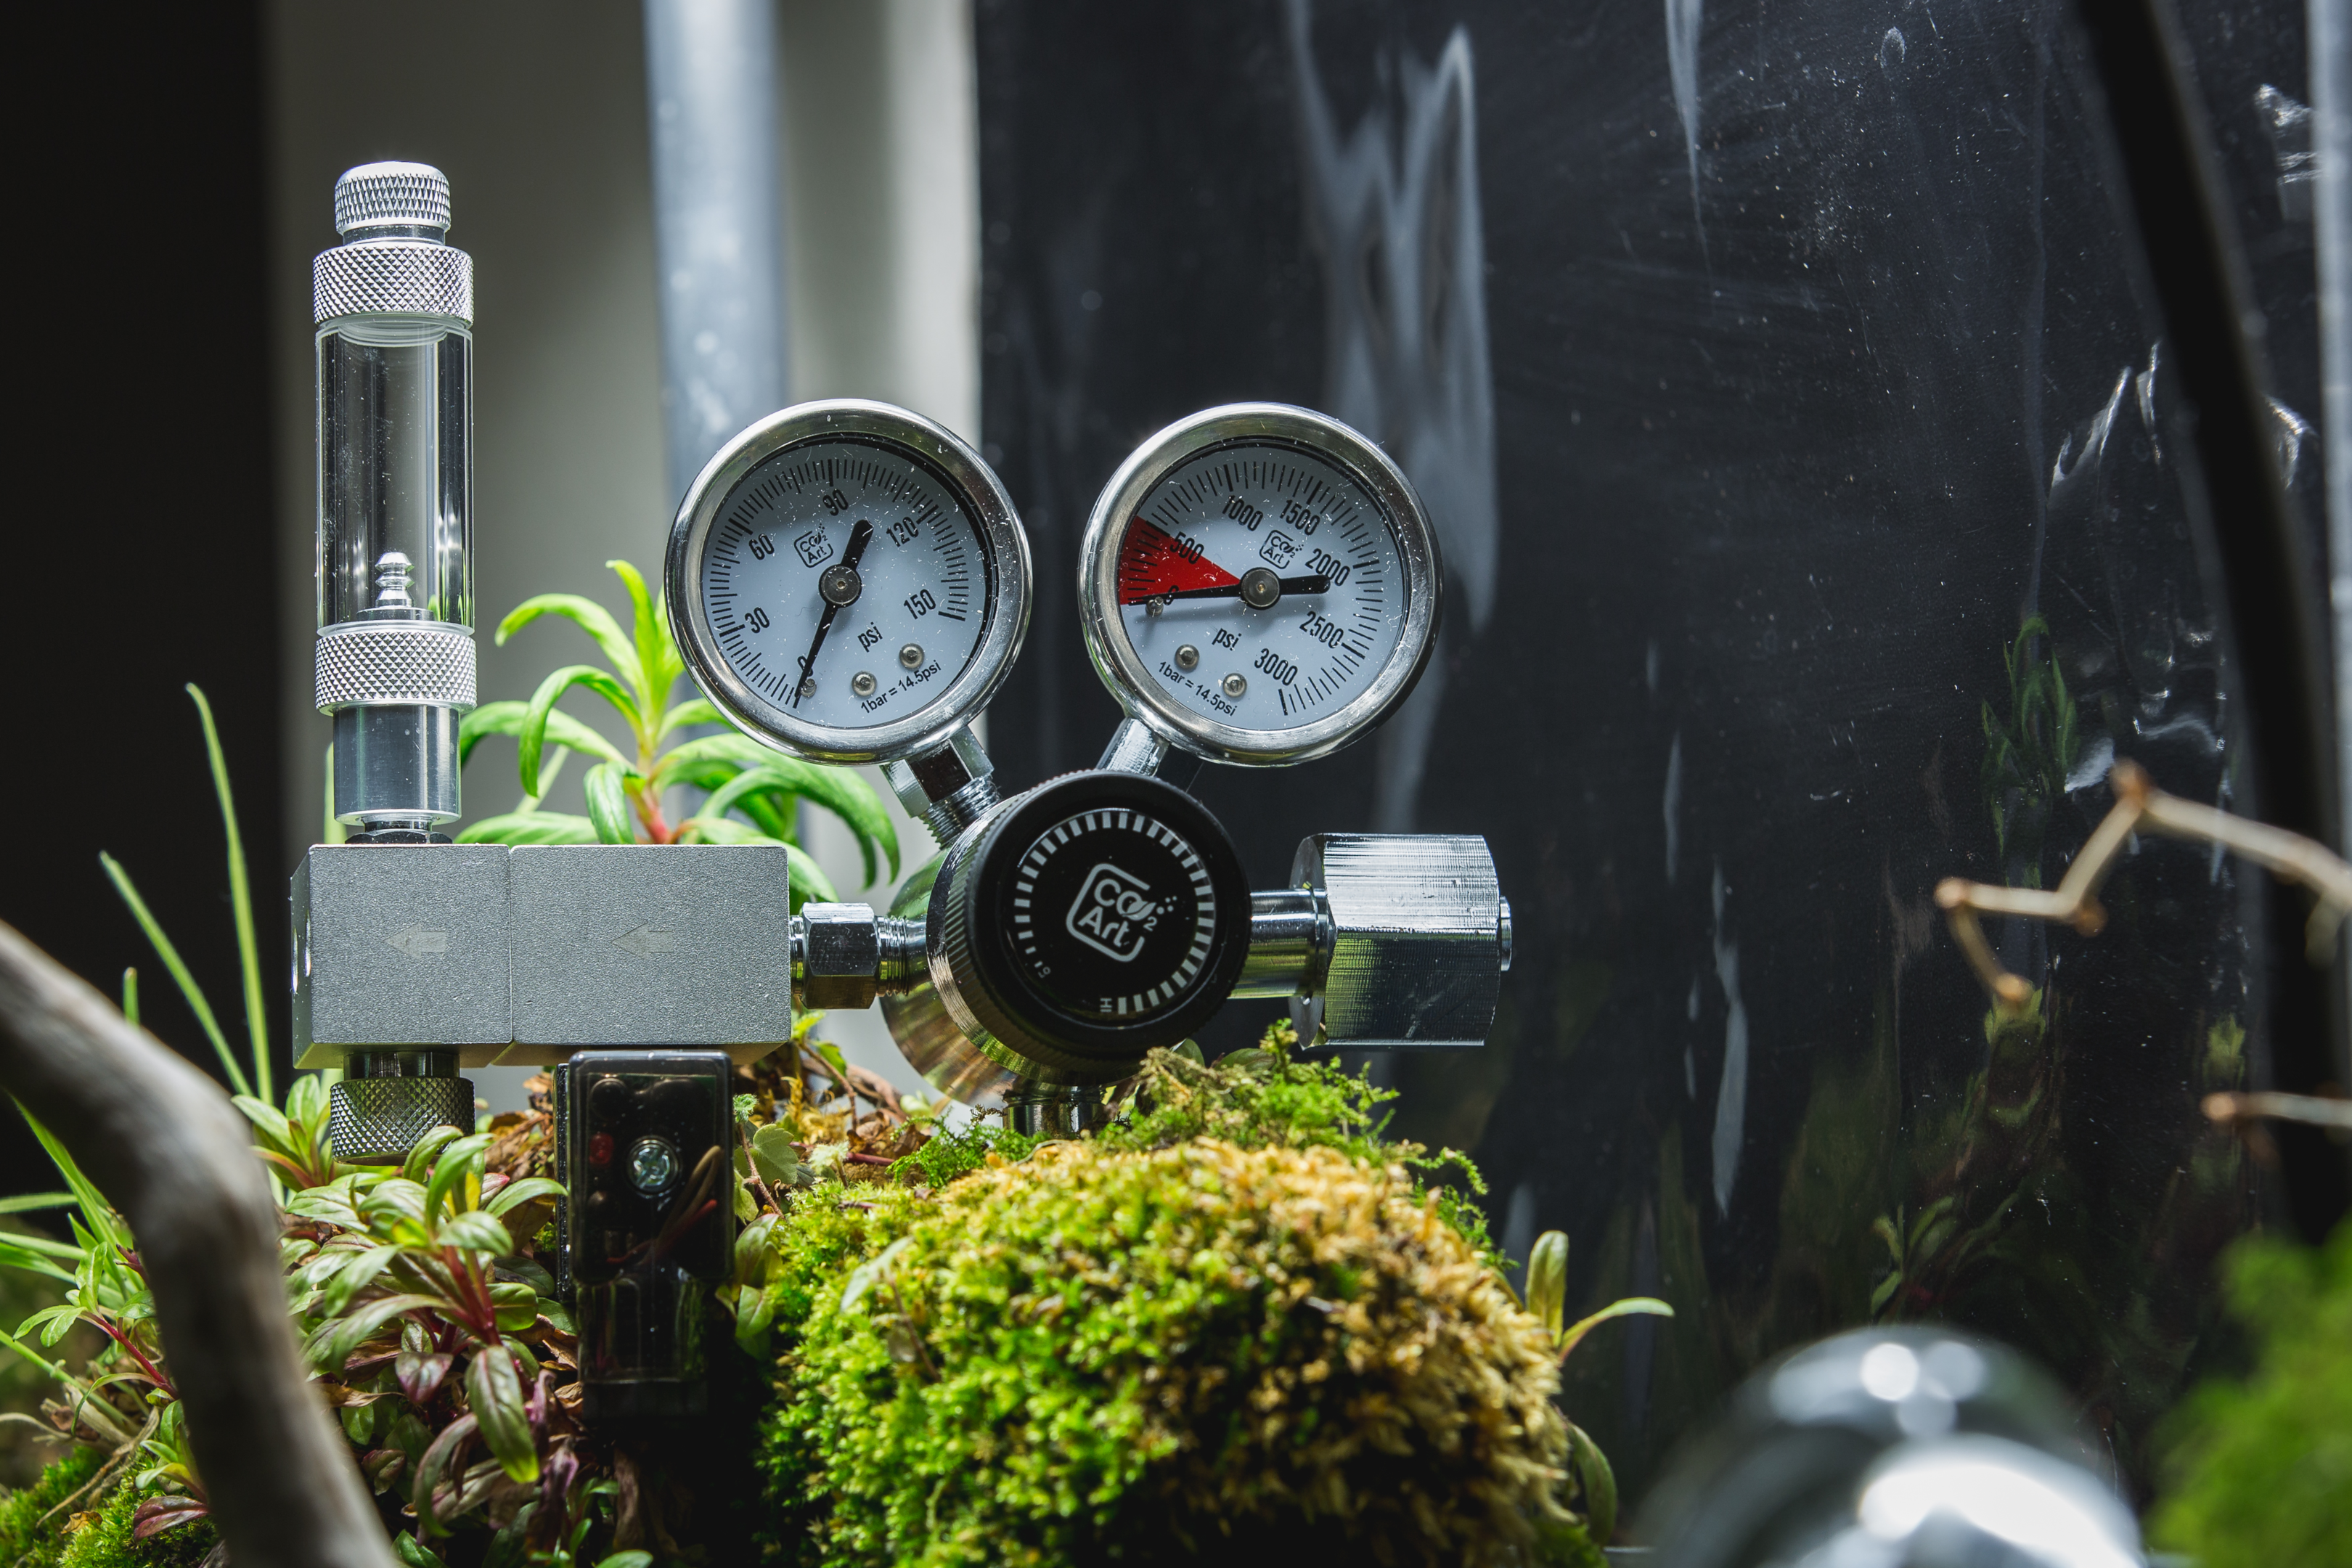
[666,401,1030,766]
[1078,404,1440,767]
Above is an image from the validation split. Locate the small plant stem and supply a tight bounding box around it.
[121,966,138,1027]
[189,685,273,1105]
[96,854,251,1099]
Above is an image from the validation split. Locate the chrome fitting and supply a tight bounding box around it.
[880,724,1000,844]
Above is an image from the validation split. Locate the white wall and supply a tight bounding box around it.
[269,0,980,1105]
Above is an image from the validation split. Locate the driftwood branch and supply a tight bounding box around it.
[1937,759,2352,1010]
[0,920,396,1568]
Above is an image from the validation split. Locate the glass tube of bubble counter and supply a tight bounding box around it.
[313,162,476,838]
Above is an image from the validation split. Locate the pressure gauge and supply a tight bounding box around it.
[1078,404,1439,767]
[666,401,1030,765]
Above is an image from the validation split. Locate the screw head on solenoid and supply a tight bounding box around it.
[929,770,1251,1081]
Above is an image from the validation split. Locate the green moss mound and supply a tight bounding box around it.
[2149,1215,2352,1567]
[0,1450,216,1568]
[761,1137,1575,1568]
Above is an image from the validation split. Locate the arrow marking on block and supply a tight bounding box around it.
[386,923,449,959]
[614,924,677,957]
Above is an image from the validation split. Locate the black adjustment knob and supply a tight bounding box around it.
[933,769,1251,1077]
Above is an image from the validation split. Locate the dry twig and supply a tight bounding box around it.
[1937,760,2352,1012]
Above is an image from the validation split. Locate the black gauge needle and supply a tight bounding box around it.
[790,518,873,706]
[1162,574,1331,601]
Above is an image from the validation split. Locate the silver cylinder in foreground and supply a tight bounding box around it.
[314,161,476,835]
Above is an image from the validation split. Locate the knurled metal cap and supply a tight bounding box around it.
[335,161,452,237]
[330,1076,475,1164]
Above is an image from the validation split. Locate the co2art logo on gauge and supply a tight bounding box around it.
[1065,862,1161,962]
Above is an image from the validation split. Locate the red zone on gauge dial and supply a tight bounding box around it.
[1115,519,1240,603]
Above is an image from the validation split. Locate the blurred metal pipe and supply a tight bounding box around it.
[2314,0,2352,1063]
[645,0,788,505]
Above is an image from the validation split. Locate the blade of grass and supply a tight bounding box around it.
[0,1193,75,1215]
[121,967,138,1028]
[17,1106,118,1246]
[98,853,250,1098]
[188,685,271,1105]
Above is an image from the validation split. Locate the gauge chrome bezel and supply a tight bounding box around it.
[666,399,1032,766]
[1077,403,1440,767]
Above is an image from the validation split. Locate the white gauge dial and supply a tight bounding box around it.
[704,446,980,726]
[1079,405,1439,766]
[1114,444,1398,726]
[668,401,1030,764]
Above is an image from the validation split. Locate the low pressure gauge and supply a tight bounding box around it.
[1078,404,1439,767]
[666,401,1030,764]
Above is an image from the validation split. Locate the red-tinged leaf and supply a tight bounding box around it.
[398,1345,454,1407]
[362,1447,407,1494]
[412,1411,478,1534]
[467,1347,540,1483]
[132,1496,210,1540]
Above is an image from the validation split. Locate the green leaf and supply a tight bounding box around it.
[595,1554,656,1568]
[411,1410,478,1534]
[234,1094,295,1153]
[0,1244,75,1283]
[787,842,838,906]
[460,701,627,769]
[496,592,644,698]
[404,1127,466,1186]
[1526,1230,1569,1341]
[1556,1296,1675,1363]
[394,1533,451,1568]
[456,812,600,846]
[287,1071,331,1131]
[17,1109,120,1250]
[520,666,641,798]
[660,748,900,884]
[750,1125,807,1188]
[485,1177,565,1218]
[187,685,271,1104]
[658,697,727,739]
[489,1281,539,1334]
[582,761,637,845]
[98,853,250,1099]
[1565,1418,1619,1545]
[426,1133,495,1219]
[437,1211,514,1257]
[0,1192,73,1215]
[467,1348,540,1483]
[309,1293,443,1374]
[606,560,671,719]
[319,1245,400,1319]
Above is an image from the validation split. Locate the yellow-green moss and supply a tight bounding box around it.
[760,1138,1580,1567]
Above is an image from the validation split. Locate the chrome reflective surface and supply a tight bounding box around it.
[1289,832,1504,1048]
[1641,1328,2143,1568]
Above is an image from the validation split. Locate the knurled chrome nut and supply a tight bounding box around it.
[797,902,881,1010]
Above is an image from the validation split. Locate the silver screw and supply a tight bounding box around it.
[372,551,415,610]
[1221,673,1247,698]
[851,671,878,698]
[797,677,817,699]
[899,642,923,669]
[1175,644,1200,671]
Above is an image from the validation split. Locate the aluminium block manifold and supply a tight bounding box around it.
[293,842,794,1159]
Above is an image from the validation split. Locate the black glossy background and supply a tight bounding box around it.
[976,0,2327,1503]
